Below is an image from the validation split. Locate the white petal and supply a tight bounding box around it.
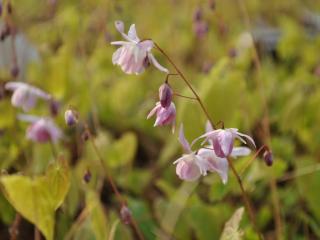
[231,147,251,158]
[128,24,140,42]
[178,124,192,153]
[148,53,169,73]
[236,132,256,148]
[115,21,125,34]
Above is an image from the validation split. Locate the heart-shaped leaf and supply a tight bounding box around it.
[0,158,70,240]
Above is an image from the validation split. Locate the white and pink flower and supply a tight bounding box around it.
[18,114,62,143]
[5,82,51,111]
[147,102,176,131]
[111,21,168,75]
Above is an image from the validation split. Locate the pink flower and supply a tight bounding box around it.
[174,125,208,181]
[111,21,168,74]
[194,127,255,158]
[5,82,51,111]
[18,114,62,143]
[147,102,176,131]
[197,146,251,184]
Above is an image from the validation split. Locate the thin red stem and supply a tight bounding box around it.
[83,123,145,240]
[154,42,216,129]
[155,42,263,239]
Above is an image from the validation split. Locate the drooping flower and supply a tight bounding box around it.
[194,127,255,158]
[18,114,62,143]
[111,20,168,74]
[197,146,251,184]
[147,102,176,131]
[159,83,173,108]
[173,122,253,183]
[174,125,208,181]
[5,82,51,111]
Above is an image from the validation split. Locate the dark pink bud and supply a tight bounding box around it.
[193,7,202,22]
[81,131,90,142]
[263,150,273,166]
[49,99,60,116]
[159,83,173,108]
[64,109,78,126]
[208,0,216,10]
[10,65,19,78]
[228,48,238,58]
[120,205,132,225]
[83,169,91,183]
[193,21,209,39]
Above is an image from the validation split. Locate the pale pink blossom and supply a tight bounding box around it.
[197,146,251,184]
[111,21,168,74]
[194,127,255,158]
[147,102,176,131]
[18,114,61,143]
[174,125,208,181]
[5,82,51,111]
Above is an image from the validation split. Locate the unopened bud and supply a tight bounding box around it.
[0,24,10,41]
[83,169,91,183]
[64,109,78,126]
[81,131,90,142]
[10,65,19,78]
[49,99,60,116]
[120,206,132,225]
[208,0,216,10]
[193,7,202,22]
[159,83,173,108]
[263,150,273,166]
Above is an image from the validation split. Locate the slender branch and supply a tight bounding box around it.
[239,145,267,175]
[9,213,21,240]
[154,42,263,238]
[82,123,145,240]
[153,42,216,129]
[173,93,197,101]
[227,157,263,240]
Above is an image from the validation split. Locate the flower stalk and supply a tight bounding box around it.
[154,42,263,239]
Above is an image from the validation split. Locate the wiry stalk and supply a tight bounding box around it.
[154,43,263,239]
[83,123,145,240]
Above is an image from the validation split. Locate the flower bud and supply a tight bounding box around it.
[10,65,19,78]
[263,149,273,166]
[64,109,78,126]
[49,99,60,116]
[81,131,90,142]
[159,83,173,108]
[193,7,202,22]
[83,169,91,183]
[120,205,132,225]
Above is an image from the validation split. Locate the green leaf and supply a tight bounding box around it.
[106,132,137,168]
[0,158,70,240]
[220,207,245,240]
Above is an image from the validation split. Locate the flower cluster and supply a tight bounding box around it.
[5,81,62,143]
[111,20,257,183]
[174,123,252,182]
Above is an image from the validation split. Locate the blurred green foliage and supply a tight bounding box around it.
[0,0,319,239]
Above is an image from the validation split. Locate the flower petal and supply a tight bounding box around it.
[231,147,251,158]
[148,53,169,73]
[236,132,256,148]
[147,102,161,119]
[178,124,192,153]
[127,24,140,42]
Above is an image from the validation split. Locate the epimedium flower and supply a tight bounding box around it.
[147,102,176,131]
[64,109,78,126]
[194,127,256,158]
[111,20,168,75]
[174,125,208,181]
[18,114,62,143]
[5,82,51,111]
